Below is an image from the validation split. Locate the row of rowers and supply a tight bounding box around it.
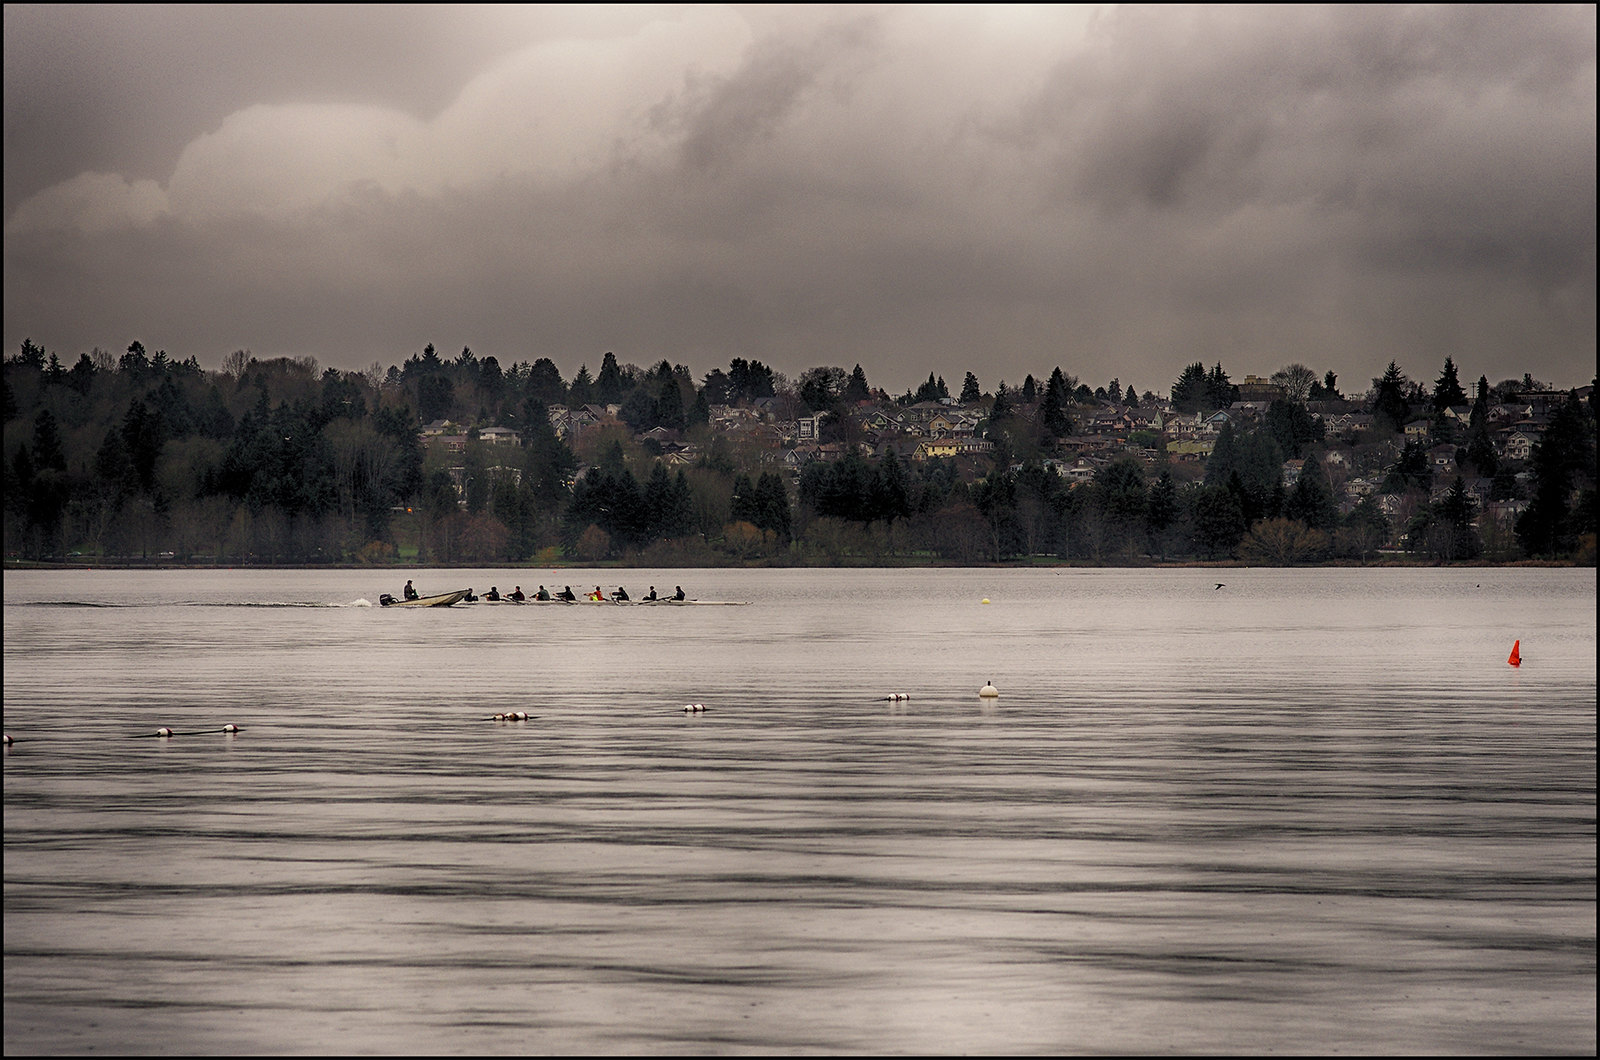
[472,585,686,603]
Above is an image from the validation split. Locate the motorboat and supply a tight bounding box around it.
[378,589,471,607]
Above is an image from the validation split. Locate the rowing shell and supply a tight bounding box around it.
[511,597,747,605]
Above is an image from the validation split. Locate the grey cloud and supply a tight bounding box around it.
[3,5,1593,395]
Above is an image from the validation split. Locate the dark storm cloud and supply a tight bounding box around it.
[4,5,1594,394]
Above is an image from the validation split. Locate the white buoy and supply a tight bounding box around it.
[886,693,910,702]
[221,724,241,733]
[979,681,999,698]
[3,734,12,746]
[155,727,175,737]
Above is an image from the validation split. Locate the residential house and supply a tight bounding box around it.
[914,438,993,461]
[1322,447,1355,472]
[1165,439,1214,462]
[477,427,520,447]
[1427,445,1459,476]
[1226,401,1270,425]
[422,432,468,455]
[1499,430,1538,462]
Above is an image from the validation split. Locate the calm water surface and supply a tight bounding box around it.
[4,567,1595,1055]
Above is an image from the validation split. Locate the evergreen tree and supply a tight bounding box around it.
[1204,421,1237,488]
[1264,399,1325,460]
[1190,485,1246,558]
[1432,356,1468,411]
[754,472,791,540]
[1205,364,1237,410]
[1092,457,1147,556]
[1146,470,1178,555]
[1372,361,1411,432]
[67,353,99,396]
[1515,394,1594,556]
[987,384,1013,431]
[526,358,566,405]
[959,372,981,404]
[1384,440,1432,493]
[568,365,595,407]
[1040,368,1073,438]
[31,409,67,472]
[844,364,871,402]
[1429,476,1480,560]
[1284,453,1338,531]
[730,473,760,528]
[596,352,625,404]
[1171,362,1209,413]
[873,449,912,526]
[655,375,687,431]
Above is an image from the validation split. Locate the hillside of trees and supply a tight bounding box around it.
[4,339,1595,567]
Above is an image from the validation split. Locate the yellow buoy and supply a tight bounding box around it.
[981,598,990,605]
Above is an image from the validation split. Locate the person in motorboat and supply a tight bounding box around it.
[643,586,658,601]
[485,586,501,601]
[510,586,526,602]
[672,586,686,601]
[536,585,551,601]
[557,585,577,602]
[404,580,419,601]
[612,586,630,602]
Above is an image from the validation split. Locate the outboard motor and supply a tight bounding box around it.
[379,593,397,607]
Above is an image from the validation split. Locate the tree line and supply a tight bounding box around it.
[3,339,1595,565]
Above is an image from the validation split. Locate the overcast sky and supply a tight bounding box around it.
[4,4,1595,396]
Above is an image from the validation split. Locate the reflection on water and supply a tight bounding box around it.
[4,567,1595,1054]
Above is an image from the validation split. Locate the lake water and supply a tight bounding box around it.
[3,566,1595,1055]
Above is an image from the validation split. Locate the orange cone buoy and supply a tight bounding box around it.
[1508,640,1521,667]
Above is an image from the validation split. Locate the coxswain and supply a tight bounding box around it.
[510,585,526,602]
[403,579,419,601]
[463,588,478,602]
